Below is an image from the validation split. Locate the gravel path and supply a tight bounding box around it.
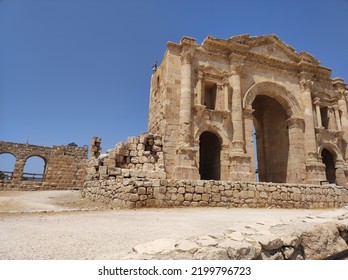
[0,191,331,259]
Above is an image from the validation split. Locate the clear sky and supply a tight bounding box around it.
[1,0,348,172]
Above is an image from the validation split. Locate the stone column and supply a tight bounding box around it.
[314,98,322,128]
[299,72,325,184]
[228,61,252,181]
[333,105,342,131]
[299,73,318,161]
[178,51,193,146]
[333,78,348,180]
[244,105,256,179]
[173,50,199,180]
[223,75,230,111]
[229,63,244,153]
[286,117,309,183]
[196,72,203,106]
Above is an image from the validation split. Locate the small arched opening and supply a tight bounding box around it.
[22,156,46,181]
[0,153,16,180]
[321,148,336,184]
[199,131,221,180]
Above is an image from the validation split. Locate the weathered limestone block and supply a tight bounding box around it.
[193,247,228,260]
[212,193,221,202]
[185,193,193,201]
[218,239,261,260]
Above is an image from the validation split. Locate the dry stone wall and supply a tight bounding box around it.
[83,178,348,209]
[0,141,88,190]
[86,133,166,182]
[84,133,348,209]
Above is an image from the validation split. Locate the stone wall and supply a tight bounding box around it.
[86,133,166,182]
[83,132,348,209]
[83,178,348,209]
[0,141,88,190]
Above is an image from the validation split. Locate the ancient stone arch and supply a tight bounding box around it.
[242,81,306,183]
[83,34,348,210]
[0,141,87,190]
[243,81,303,117]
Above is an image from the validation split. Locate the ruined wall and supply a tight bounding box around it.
[0,141,88,190]
[85,133,166,183]
[83,178,348,209]
[83,134,348,209]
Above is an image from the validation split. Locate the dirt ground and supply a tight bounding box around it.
[0,190,336,260]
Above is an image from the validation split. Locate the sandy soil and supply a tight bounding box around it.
[0,190,334,260]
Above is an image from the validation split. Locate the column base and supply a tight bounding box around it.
[231,140,244,154]
[173,146,199,180]
[230,153,253,181]
[173,166,199,180]
[305,162,326,185]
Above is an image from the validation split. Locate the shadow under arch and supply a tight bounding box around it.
[243,81,303,118]
[243,81,305,184]
[198,131,222,180]
[318,143,344,184]
[318,143,343,162]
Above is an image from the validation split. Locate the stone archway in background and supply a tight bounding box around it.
[22,156,47,181]
[0,153,17,179]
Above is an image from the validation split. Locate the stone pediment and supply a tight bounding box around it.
[250,43,297,63]
[248,35,300,63]
[246,35,321,66]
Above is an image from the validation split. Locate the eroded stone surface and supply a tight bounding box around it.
[123,209,348,260]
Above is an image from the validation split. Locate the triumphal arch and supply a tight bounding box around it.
[148,34,348,186]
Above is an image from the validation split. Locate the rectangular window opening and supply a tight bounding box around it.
[204,83,217,110]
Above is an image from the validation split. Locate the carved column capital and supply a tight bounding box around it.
[230,62,244,75]
[287,117,305,130]
[313,97,321,105]
[336,89,347,99]
[299,79,313,92]
[180,51,193,64]
[332,77,346,91]
[332,104,339,111]
[244,105,254,120]
[197,71,204,80]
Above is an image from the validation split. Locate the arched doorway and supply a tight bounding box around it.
[321,148,336,183]
[252,95,289,183]
[199,131,221,180]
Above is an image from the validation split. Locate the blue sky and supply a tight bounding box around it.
[1,0,348,172]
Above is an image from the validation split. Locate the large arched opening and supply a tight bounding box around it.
[252,95,289,183]
[199,131,221,180]
[22,156,46,181]
[243,82,305,184]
